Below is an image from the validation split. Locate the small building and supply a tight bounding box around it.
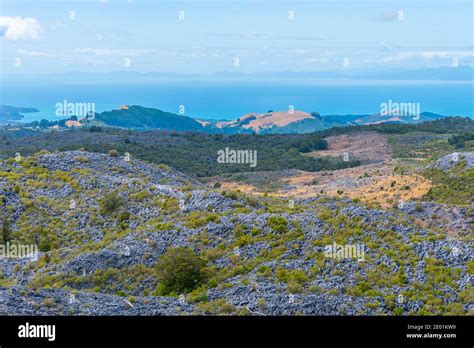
[65,120,83,128]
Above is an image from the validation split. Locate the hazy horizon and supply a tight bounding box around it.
[1,0,473,75]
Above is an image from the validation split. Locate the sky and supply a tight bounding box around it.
[0,0,473,75]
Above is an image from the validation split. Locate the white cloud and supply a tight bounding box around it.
[75,48,154,57]
[0,16,41,40]
[75,48,115,56]
[381,50,474,62]
[16,48,56,57]
[206,33,325,41]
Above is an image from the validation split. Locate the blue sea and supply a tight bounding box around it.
[1,80,473,122]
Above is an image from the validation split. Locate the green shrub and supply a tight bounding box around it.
[117,210,131,223]
[185,285,208,303]
[185,212,220,228]
[257,265,272,277]
[468,260,474,275]
[39,239,52,252]
[99,191,124,215]
[155,247,206,294]
[223,190,239,200]
[159,197,179,214]
[267,216,288,233]
[108,149,119,157]
[1,217,11,244]
[415,202,423,212]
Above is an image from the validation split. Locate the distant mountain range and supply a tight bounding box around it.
[1,104,455,133]
[5,65,473,83]
[92,105,449,134]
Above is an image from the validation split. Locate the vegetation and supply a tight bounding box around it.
[99,191,125,215]
[155,247,207,295]
[108,149,119,157]
[448,132,474,149]
[1,220,11,244]
[96,105,205,131]
[424,164,474,206]
[1,116,472,315]
[267,216,289,234]
[0,127,359,177]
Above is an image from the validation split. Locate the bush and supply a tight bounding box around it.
[267,216,288,233]
[185,212,219,228]
[155,247,206,294]
[185,285,208,303]
[39,239,52,252]
[108,149,119,157]
[468,260,474,275]
[1,217,11,244]
[415,201,423,212]
[117,210,131,222]
[117,210,131,228]
[99,191,124,215]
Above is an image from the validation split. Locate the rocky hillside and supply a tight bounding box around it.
[0,151,472,315]
[431,152,474,171]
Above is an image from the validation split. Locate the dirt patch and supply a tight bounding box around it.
[308,131,392,162]
[216,110,314,131]
[332,173,432,208]
[213,159,431,208]
[210,132,433,207]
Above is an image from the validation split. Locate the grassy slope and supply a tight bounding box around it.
[0,153,472,315]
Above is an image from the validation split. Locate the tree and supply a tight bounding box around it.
[89,125,102,132]
[299,141,312,153]
[1,217,11,244]
[39,119,50,128]
[313,138,328,150]
[156,247,206,294]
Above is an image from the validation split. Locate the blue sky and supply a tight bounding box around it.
[1,0,473,75]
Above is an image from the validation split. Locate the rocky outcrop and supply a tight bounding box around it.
[0,151,472,316]
[431,152,474,171]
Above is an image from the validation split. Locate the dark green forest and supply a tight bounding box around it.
[1,117,472,177]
